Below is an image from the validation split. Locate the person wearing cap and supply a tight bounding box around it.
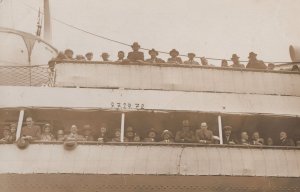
[85,52,93,61]
[64,49,74,60]
[116,51,125,63]
[160,130,174,143]
[183,53,199,65]
[200,57,211,66]
[0,126,11,143]
[145,49,165,64]
[230,54,245,68]
[21,117,41,141]
[267,63,275,70]
[167,49,182,64]
[127,42,144,62]
[56,130,65,141]
[143,128,158,142]
[246,52,267,69]
[195,122,214,144]
[101,52,111,62]
[8,123,17,143]
[82,124,95,141]
[64,125,85,141]
[278,131,295,146]
[124,126,136,142]
[175,120,195,143]
[40,123,55,141]
[221,59,229,67]
[97,123,109,142]
[222,126,236,145]
[111,129,121,142]
[76,55,86,61]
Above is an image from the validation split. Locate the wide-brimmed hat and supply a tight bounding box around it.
[223,126,232,131]
[248,52,257,58]
[131,42,141,48]
[231,54,239,60]
[147,128,158,135]
[188,53,196,57]
[149,49,158,55]
[161,130,174,138]
[169,49,179,56]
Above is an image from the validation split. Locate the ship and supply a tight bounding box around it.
[0,1,300,192]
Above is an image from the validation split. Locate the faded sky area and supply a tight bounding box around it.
[0,0,300,64]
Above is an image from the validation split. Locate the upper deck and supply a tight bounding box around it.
[54,61,300,96]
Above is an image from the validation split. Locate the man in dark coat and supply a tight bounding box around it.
[278,131,295,146]
[145,49,165,63]
[230,54,245,68]
[222,126,236,145]
[167,49,182,64]
[175,120,195,143]
[246,52,267,69]
[127,42,144,62]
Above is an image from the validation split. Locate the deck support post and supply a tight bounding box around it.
[218,115,223,144]
[121,112,125,142]
[16,109,25,140]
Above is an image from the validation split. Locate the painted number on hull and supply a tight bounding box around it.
[111,102,145,110]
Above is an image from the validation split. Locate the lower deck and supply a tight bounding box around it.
[1,174,299,192]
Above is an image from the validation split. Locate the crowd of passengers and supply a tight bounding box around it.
[0,117,297,147]
[49,42,300,72]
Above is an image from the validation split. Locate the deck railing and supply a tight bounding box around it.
[0,65,55,87]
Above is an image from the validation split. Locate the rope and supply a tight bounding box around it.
[16,1,298,65]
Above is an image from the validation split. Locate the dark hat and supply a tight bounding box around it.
[161,130,174,138]
[85,52,93,56]
[231,54,240,60]
[248,52,257,58]
[64,49,73,54]
[149,49,158,55]
[223,126,232,131]
[188,53,196,57]
[169,49,179,56]
[131,42,141,48]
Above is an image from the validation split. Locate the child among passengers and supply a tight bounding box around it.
[40,124,55,141]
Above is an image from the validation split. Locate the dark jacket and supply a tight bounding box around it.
[279,138,295,146]
[127,51,144,62]
[223,134,236,144]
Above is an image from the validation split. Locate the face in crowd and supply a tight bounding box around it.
[57,130,64,140]
[132,43,140,52]
[118,51,125,60]
[100,124,107,134]
[252,132,260,140]
[3,127,10,137]
[241,132,249,140]
[148,131,156,139]
[10,123,17,134]
[70,125,78,134]
[224,129,231,137]
[126,126,134,138]
[279,131,287,140]
[163,133,171,140]
[200,122,208,130]
[43,124,51,134]
[26,117,33,128]
[114,130,121,138]
[267,137,273,146]
[83,125,92,136]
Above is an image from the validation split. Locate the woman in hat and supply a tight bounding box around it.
[40,123,55,141]
[160,130,174,143]
[167,49,182,64]
[124,126,136,142]
[82,124,95,141]
[145,49,165,64]
[111,129,121,142]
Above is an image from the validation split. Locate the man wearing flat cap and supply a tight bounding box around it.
[127,42,144,62]
[230,54,245,68]
[222,126,236,145]
[184,53,199,65]
[101,52,111,62]
[85,52,93,61]
[145,49,165,64]
[64,49,74,60]
[246,52,267,69]
[167,49,182,64]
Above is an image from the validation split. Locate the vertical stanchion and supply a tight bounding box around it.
[218,115,223,145]
[16,109,25,140]
[121,113,125,142]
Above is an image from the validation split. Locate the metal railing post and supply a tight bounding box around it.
[121,113,125,142]
[218,115,223,145]
[16,109,25,140]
